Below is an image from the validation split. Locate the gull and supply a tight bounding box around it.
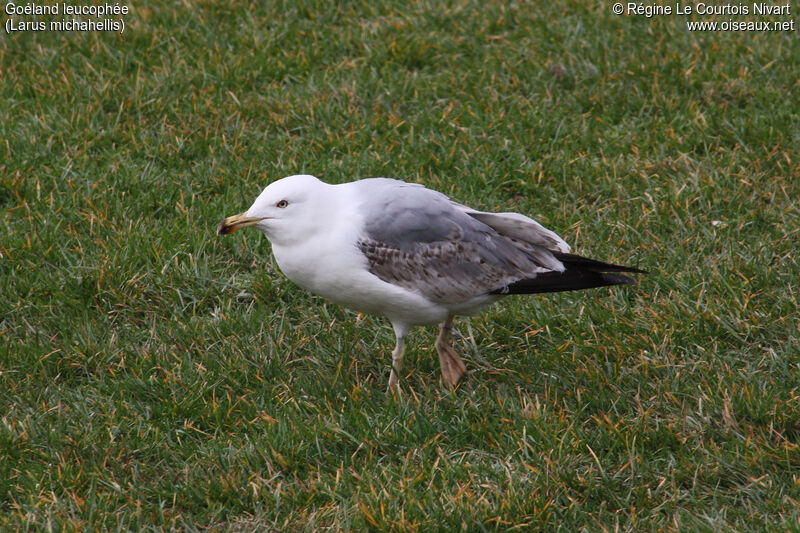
[218,175,645,392]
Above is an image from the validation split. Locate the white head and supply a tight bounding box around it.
[217,174,331,246]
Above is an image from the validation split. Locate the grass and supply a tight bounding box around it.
[2,0,799,530]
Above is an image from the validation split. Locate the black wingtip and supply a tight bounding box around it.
[553,252,648,274]
[490,251,647,296]
[492,270,639,295]
[602,273,638,285]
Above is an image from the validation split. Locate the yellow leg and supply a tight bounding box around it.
[386,332,406,395]
[435,316,467,389]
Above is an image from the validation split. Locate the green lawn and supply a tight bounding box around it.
[2,1,799,530]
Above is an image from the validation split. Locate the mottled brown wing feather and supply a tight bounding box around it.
[357,237,546,303]
[354,178,567,303]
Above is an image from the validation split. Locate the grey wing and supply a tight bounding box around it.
[452,202,571,254]
[354,179,565,303]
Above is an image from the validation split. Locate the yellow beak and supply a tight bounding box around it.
[217,213,269,235]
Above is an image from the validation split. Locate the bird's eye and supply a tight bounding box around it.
[276,200,289,208]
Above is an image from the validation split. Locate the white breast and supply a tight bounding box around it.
[269,202,447,325]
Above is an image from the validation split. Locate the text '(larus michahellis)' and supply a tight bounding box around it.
[218,175,646,393]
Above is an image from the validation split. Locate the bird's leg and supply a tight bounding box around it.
[435,315,468,390]
[386,333,406,395]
